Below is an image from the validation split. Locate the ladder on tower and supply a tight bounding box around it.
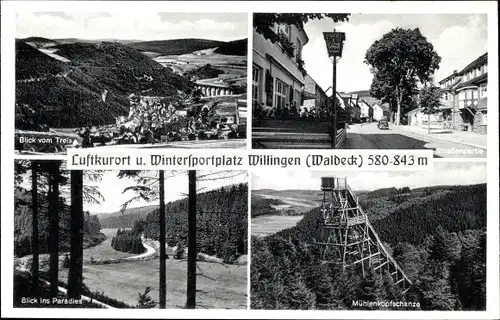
[317,177,412,294]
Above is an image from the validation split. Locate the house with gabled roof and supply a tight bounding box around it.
[438,52,487,133]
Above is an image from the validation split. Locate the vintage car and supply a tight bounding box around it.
[377,119,389,130]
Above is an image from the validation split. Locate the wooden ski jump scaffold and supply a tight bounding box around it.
[317,177,412,293]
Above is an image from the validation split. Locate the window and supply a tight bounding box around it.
[252,65,261,103]
[274,78,289,109]
[480,83,487,98]
[275,23,291,40]
[294,89,301,109]
[458,90,466,100]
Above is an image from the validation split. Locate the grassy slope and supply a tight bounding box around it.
[58,259,247,309]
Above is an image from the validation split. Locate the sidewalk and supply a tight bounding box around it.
[394,125,487,149]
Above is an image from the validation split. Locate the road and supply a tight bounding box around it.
[344,122,487,158]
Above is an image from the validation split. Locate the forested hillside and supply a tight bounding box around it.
[142,184,248,263]
[15,39,195,129]
[98,205,158,229]
[14,187,105,257]
[126,38,226,56]
[251,184,486,310]
[214,38,248,56]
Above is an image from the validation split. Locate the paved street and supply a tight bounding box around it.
[344,122,487,158]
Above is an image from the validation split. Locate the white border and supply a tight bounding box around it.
[2,1,499,319]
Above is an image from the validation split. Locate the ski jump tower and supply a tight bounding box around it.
[318,177,412,293]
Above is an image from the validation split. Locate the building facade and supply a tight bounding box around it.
[438,53,488,134]
[252,21,309,114]
[372,103,390,121]
[407,108,441,126]
[303,74,328,112]
[358,99,374,122]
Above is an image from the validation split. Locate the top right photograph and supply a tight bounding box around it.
[251,13,487,158]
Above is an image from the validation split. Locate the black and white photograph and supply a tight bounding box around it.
[14,160,248,309]
[250,162,487,310]
[15,12,248,154]
[252,13,487,158]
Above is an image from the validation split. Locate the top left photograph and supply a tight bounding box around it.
[15,12,248,154]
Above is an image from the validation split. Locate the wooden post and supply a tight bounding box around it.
[186,170,197,309]
[159,170,167,309]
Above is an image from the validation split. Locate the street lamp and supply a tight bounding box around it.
[323,29,346,148]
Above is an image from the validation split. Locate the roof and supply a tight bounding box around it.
[406,107,421,116]
[373,103,390,112]
[455,72,487,90]
[459,53,487,75]
[438,72,456,84]
[359,99,373,109]
[362,96,382,107]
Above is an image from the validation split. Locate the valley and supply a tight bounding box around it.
[59,259,247,309]
[15,37,248,153]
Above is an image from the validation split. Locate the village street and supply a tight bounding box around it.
[344,122,487,158]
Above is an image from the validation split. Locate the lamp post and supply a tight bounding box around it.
[323,29,346,148]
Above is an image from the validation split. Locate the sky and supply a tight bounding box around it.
[83,170,248,214]
[252,162,486,192]
[18,168,247,214]
[16,12,248,42]
[302,14,488,93]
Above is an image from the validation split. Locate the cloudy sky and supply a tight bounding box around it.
[302,14,488,93]
[252,162,486,191]
[16,12,247,41]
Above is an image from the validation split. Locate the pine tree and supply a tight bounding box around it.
[136,286,157,308]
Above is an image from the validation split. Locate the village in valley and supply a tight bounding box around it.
[14,13,248,154]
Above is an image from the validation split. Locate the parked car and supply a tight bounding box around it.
[377,119,389,130]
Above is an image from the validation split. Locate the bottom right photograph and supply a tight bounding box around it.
[250,162,487,311]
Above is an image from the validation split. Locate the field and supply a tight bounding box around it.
[54,228,247,309]
[81,228,136,262]
[251,215,304,237]
[154,53,246,87]
[252,189,322,216]
[58,259,247,309]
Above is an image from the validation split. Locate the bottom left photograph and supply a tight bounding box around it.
[13,160,248,309]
